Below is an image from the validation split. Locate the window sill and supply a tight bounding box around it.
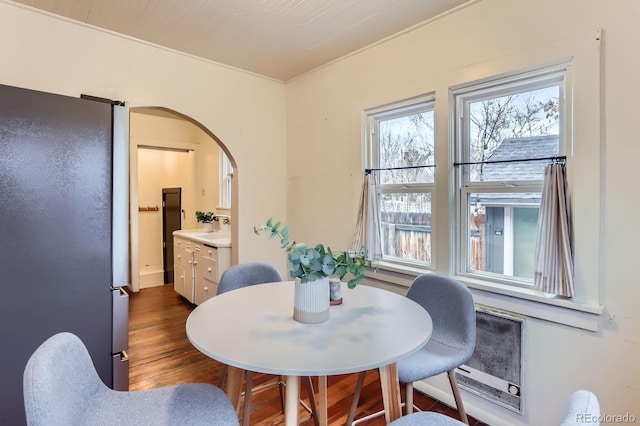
[366,262,603,331]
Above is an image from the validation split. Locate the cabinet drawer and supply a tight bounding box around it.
[174,237,193,251]
[197,257,218,282]
[174,247,189,267]
[194,276,218,305]
[201,245,218,261]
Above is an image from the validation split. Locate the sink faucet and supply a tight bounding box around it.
[217,215,231,226]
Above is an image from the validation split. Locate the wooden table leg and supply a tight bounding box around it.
[285,375,300,426]
[317,376,328,426]
[379,363,402,423]
[225,366,245,415]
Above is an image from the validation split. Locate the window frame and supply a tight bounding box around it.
[218,151,233,209]
[452,65,568,288]
[365,93,437,269]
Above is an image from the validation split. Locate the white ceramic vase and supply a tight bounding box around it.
[293,276,330,324]
[202,222,213,232]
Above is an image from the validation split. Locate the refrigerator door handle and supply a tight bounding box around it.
[112,287,129,353]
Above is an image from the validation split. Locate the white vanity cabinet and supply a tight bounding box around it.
[173,236,195,302]
[193,244,230,305]
[172,230,231,305]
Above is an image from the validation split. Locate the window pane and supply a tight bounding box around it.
[379,192,431,263]
[467,193,539,281]
[378,110,434,184]
[467,86,559,182]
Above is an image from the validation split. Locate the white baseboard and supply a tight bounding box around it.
[139,271,164,288]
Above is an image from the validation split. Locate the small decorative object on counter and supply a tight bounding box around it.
[329,278,342,305]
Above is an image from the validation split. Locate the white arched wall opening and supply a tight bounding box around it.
[129,106,237,293]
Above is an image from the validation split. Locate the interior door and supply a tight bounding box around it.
[162,188,182,284]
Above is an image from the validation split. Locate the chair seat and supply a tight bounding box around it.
[388,412,465,426]
[81,383,238,426]
[398,339,469,383]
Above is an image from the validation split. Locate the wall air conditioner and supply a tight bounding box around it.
[455,306,525,414]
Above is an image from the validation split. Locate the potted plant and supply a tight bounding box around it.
[254,218,369,323]
[195,211,217,232]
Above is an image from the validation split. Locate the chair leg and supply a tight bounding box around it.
[219,364,228,389]
[405,382,414,415]
[447,370,469,425]
[277,375,286,413]
[346,371,367,426]
[303,376,320,426]
[242,371,254,426]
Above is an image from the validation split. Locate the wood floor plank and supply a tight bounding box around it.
[128,284,488,425]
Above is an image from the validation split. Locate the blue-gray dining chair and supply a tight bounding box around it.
[217,262,318,426]
[23,332,238,426]
[387,389,600,425]
[347,273,476,425]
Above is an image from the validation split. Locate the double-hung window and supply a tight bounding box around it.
[366,94,435,267]
[453,67,565,286]
[219,151,233,208]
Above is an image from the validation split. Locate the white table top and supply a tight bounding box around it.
[186,281,432,376]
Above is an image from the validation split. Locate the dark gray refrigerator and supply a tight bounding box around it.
[0,84,130,425]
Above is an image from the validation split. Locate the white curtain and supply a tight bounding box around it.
[352,173,382,261]
[533,162,574,297]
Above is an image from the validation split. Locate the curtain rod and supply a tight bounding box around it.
[365,164,436,175]
[453,155,566,167]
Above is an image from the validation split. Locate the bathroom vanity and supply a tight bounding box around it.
[172,229,231,305]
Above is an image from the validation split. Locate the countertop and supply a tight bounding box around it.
[173,228,232,248]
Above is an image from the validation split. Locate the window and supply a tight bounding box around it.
[366,94,435,267]
[453,67,565,287]
[219,151,233,208]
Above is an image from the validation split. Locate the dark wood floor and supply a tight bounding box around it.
[128,284,488,425]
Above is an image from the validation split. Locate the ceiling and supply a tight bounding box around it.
[12,0,472,81]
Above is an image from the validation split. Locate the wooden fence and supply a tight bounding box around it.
[380,211,432,262]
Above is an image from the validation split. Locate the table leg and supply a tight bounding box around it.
[285,375,300,426]
[379,363,402,423]
[317,376,328,425]
[225,366,245,415]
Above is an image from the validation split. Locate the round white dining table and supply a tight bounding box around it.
[186,281,432,426]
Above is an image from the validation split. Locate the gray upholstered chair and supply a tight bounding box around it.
[347,273,476,425]
[217,262,318,426]
[388,389,601,426]
[216,262,283,295]
[23,332,238,426]
[388,411,465,426]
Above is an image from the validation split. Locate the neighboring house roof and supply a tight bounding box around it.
[479,134,559,182]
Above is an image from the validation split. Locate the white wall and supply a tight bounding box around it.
[0,1,289,273]
[286,0,639,425]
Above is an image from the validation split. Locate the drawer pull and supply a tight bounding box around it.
[207,268,212,272]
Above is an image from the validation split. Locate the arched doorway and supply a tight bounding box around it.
[129,107,237,293]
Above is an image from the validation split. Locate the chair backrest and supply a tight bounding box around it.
[23,332,106,425]
[216,262,283,295]
[406,274,476,359]
[560,390,601,425]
